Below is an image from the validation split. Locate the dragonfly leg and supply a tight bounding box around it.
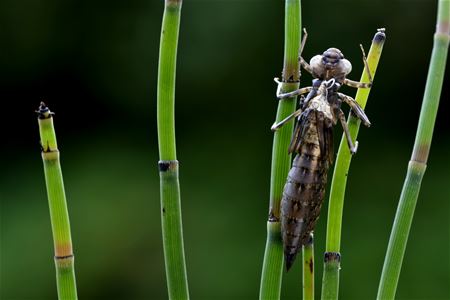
[338,93,371,127]
[276,84,312,99]
[344,78,371,89]
[271,108,303,131]
[299,28,308,56]
[298,28,313,75]
[274,78,312,99]
[338,109,358,154]
[360,44,373,84]
[343,45,373,89]
[300,57,313,75]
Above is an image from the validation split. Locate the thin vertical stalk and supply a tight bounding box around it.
[377,1,449,299]
[157,0,189,299]
[321,30,386,300]
[37,102,78,300]
[302,234,314,300]
[260,0,301,298]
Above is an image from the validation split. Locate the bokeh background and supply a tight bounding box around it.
[1,0,449,299]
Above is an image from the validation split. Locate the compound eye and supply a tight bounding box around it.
[310,55,325,77]
[339,58,352,75]
[310,55,322,68]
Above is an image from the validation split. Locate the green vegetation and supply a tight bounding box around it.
[9,1,446,300]
[377,1,449,298]
[321,29,386,299]
[302,234,314,300]
[259,0,302,299]
[37,102,78,300]
[157,0,190,299]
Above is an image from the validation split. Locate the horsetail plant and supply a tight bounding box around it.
[302,234,314,300]
[377,1,449,298]
[37,102,78,300]
[321,29,386,300]
[259,0,302,298]
[157,0,190,299]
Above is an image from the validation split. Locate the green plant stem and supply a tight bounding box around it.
[302,234,314,300]
[377,2,449,299]
[157,0,189,299]
[260,0,301,299]
[37,103,77,300]
[321,30,386,300]
[321,253,340,300]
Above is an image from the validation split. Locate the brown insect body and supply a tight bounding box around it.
[281,80,336,271]
[274,44,372,271]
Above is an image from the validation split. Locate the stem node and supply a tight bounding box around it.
[324,252,341,263]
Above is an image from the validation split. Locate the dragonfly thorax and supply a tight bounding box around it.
[308,82,334,120]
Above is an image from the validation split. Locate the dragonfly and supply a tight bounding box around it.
[272,31,373,271]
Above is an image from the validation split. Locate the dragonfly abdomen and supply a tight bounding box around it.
[281,128,330,271]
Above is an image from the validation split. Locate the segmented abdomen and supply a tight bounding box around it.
[281,121,330,270]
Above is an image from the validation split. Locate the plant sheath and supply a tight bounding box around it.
[260,0,302,298]
[157,0,189,299]
[37,102,78,300]
[321,30,386,300]
[377,1,449,299]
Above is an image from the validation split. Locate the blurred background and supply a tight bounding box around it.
[1,0,449,299]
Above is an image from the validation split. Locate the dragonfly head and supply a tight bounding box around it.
[310,48,353,80]
[322,48,343,69]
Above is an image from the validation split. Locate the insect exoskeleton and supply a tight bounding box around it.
[272,31,374,271]
[309,48,352,82]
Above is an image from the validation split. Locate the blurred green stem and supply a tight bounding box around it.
[302,234,314,300]
[37,102,78,300]
[157,0,189,299]
[377,1,449,299]
[259,0,301,299]
[321,30,386,300]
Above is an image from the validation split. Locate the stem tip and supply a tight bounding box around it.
[37,102,53,119]
[374,29,386,43]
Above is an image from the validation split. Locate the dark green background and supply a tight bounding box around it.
[1,0,449,299]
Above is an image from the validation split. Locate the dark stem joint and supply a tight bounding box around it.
[41,147,58,154]
[281,79,300,84]
[324,252,341,263]
[268,210,279,222]
[55,254,74,260]
[158,160,179,172]
[41,141,58,154]
[281,69,300,83]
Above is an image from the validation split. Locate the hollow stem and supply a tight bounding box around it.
[377,2,449,299]
[37,102,78,300]
[260,0,302,299]
[302,234,314,300]
[157,0,189,299]
[321,30,386,300]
